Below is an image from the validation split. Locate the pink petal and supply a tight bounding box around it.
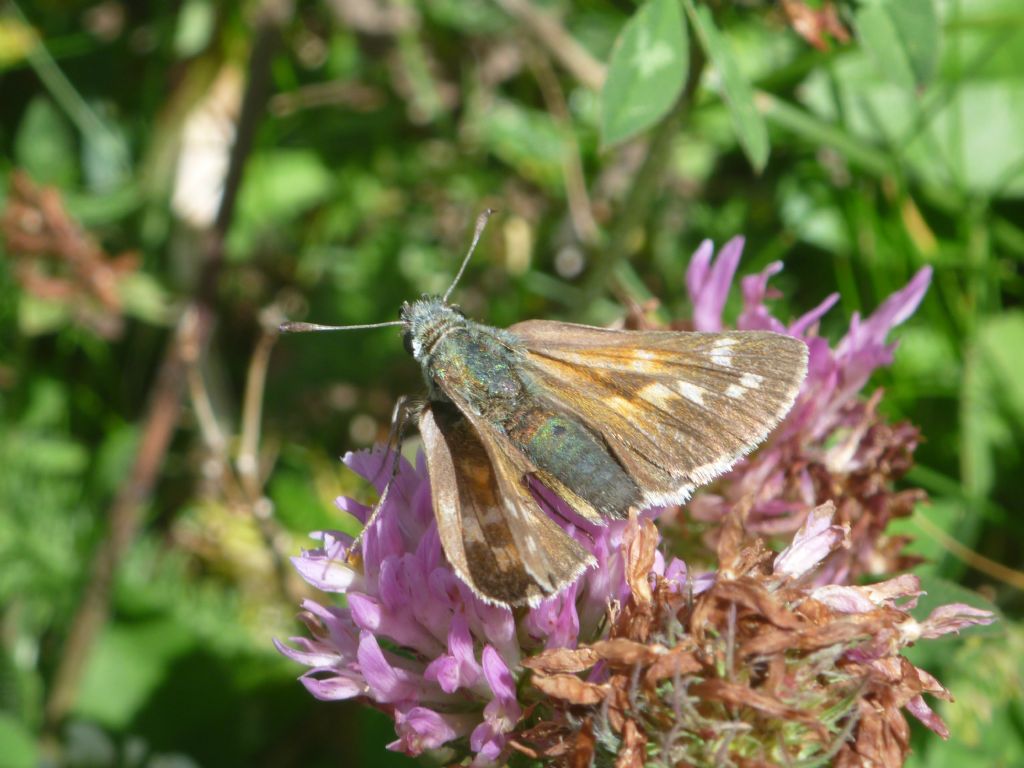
[774,502,848,579]
[920,603,996,639]
[906,695,949,738]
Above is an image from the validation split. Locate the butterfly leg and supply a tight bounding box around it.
[349,394,418,550]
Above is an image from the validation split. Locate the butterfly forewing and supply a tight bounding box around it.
[420,402,595,606]
[509,320,808,507]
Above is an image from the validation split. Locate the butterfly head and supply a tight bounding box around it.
[400,297,469,362]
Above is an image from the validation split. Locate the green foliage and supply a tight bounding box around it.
[0,0,1021,765]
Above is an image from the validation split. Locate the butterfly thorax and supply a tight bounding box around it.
[402,298,524,410]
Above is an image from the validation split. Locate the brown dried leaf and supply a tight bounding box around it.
[531,672,607,705]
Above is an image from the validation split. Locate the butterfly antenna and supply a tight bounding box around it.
[279,319,405,333]
[442,208,496,303]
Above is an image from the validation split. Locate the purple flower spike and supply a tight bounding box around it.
[277,440,661,762]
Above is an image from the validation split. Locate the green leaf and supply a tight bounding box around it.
[119,272,173,325]
[14,96,77,186]
[18,294,69,336]
[797,6,1024,199]
[82,113,131,193]
[470,100,567,191]
[600,0,688,147]
[173,0,216,57]
[682,1,769,172]
[0,713,37,768]
[230,149,334,256]
[855,0,941,91]
[962,311,1024,498]
[75,619,195,729]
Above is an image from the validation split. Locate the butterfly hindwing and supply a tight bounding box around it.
[508,319,808,508]
[419,402,595,606]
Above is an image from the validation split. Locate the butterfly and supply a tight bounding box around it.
[283,211,808,607]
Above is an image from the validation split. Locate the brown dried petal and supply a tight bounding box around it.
[510,722,573,759]
[690,679,828,739]
[570,718,595,768]
[622,513,658,605]
[531,672,607,705]
[690,579,805,639]
[589,638,663,667]
[644,645,703,685]
[742,612,890,657]
[615,719,646,768]
[522,647,600,674]
[838,695,910,767]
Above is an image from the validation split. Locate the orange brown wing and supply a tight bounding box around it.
[508,320,808,508]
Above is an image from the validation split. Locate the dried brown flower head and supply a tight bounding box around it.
[2,170,138,338]
[517,507,993,767]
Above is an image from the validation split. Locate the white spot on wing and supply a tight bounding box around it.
[740,373,763,389]
[639,382,677,410]
[630,349,658,372]
[711,337,736,367]
[676,381,705,406]
[725,384,745,399]
[606,395,642,418]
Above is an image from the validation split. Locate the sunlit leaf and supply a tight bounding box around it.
[855,0,941,91]
[600,0,688,147]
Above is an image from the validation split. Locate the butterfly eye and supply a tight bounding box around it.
[450,306,467,318]
[402,331,415,356]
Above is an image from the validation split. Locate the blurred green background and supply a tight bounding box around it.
[0,0,1021,765]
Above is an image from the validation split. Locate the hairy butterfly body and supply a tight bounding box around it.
[284,212,808,607]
